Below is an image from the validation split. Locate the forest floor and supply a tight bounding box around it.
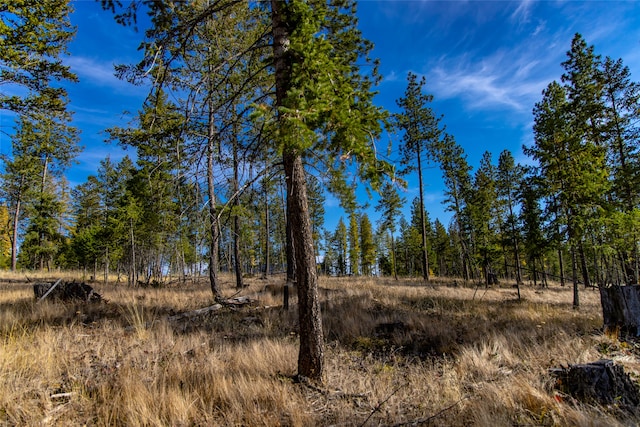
[1,272,639,426]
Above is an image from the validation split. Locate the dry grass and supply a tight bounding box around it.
[1,271,639,426]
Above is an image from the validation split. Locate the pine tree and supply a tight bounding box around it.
[375,182,406,280]
[359,213,375,276]
[0,0,77,114]
[496,150,524,291]
[348,213,360,276]
[103,0,391,383]
[333,217,348,276]
[432,219,451,276]
[433,134,473,280]
[468,151,500,284]
[394,72,443,282]
[0,204,11,268]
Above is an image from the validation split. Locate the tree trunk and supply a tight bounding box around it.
[285,195,296,284]
[129,218,134,286]
[272,0,323,381]
[207,99,221,300]
[579,241,591,288]
[391,231,398,280]
[416,147,430,282]
[233,133,244,290]
[558,246,566,286]
[600,285,640,336]
[263,163,270,279]
[10,180,22,271]
[571,244,580,308]
[284,153,324,381]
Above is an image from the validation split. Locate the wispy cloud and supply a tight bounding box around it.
[64,56,146,96]
[510,0,533,25]
[428,49,555,112]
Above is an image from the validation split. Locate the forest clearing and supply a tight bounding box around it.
[1,272,639,426]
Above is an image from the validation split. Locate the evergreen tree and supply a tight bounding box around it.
[70,176,103,275]
[0,205,10,268]
[375,182,405,280]
[468,151,500,284]
[333,217,348,276]
[394,72,443,281]
[0,0,77,114]
[496,150,525,290]
[348,213,360,276]
[434,134,473,280]
[103,0,391,382]
[359,213,375,276]
[432,219,451,276]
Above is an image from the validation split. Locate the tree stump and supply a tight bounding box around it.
[599,285,640,336]
[552,360,640,408]
[34,281,102,303]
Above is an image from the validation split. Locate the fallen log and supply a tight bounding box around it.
[167,296,257,323]
[167,303,223,322]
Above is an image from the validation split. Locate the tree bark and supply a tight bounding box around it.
[232,132,244,290]
[416,146,430,282]
[272,0,323,381]
[600,285,640,336]
[10,176,23,271]
[262,162,270,279]
[207,98,221,300]
[571,244,580,308]
[284,153,324,380]
[579,241,591,288]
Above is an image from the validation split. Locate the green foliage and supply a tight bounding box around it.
[394,72,442,175]
[467,151,501,281]
[0,205,10,268]
[359,213,375,276]
[348,213,360,276]
[0,0,77,113]
[375,182,405,278]
[523,33,640,291]
[333,217,348,276]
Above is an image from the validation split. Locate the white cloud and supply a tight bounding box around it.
[64,56,146,95]
[428,52,552,112]
[510,0,533,25]
[383,70,399,83]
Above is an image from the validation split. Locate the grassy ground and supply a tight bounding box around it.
[1,271,638,426]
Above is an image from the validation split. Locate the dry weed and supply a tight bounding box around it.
[0,273,637,426]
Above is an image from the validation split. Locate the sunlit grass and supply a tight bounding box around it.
[0,272,636,425]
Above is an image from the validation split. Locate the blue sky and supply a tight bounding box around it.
[3,0,640,234]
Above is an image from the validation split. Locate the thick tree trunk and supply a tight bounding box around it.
[285,210,296,284]
[284,153,324,380]
[600,285,640,336]
[272,0,323,381]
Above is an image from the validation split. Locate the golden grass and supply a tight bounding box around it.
[1,272,638,426]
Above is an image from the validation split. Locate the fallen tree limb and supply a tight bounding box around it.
[167,304,223,322]
[37,278,63,303]
[392,396,468,427]
[167,296,257,322]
